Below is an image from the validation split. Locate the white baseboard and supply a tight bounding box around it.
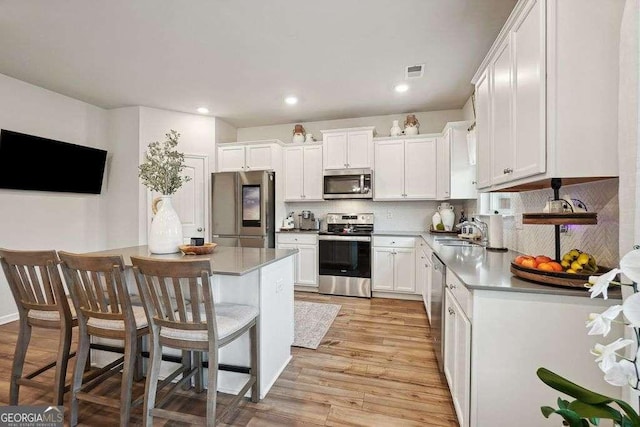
[372,291,422,301]
[0,312,19,325]
[294,285,318,293]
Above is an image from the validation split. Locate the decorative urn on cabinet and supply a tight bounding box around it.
[404,114,420,135]
[292,124,306,143]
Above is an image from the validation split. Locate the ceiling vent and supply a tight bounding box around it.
[405,64,425,79]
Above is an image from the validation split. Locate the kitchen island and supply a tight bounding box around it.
[87,245,297,399]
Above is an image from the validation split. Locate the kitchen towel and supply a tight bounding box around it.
[488,214,504,249]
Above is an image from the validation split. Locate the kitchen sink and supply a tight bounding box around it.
[434,237,483,247]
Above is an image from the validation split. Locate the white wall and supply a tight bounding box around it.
[214,117,237,143]
[235,109,463,143]
[0,73,109,322]
[462,96,475,122]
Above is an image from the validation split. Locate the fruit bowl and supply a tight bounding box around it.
[179,243,217,255]
[510,261,610,288]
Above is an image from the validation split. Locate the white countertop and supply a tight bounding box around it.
[88,245,298,276]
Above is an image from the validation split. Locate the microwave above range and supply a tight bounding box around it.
[323,168,373,199]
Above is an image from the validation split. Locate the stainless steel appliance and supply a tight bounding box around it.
[323,169,373,199]
[318,213,373,297]
[211,170,275,248]
[298,211,319,231]
[431,253,446,372]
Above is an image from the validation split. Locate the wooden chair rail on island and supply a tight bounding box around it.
[58,251,149,427]
[0,248,77,407]
[131,255,260,427]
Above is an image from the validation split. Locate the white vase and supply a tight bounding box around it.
[292,133,305,143]
[438,202,455,231]
[405,125,419,135]
[149,195,183,254]
[390,120,402,137]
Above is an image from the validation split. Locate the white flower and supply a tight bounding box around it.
[591,338,634,372]
[623,292,640,327]
[620,249,640,284]
[586,305,623,336]
[588,268,622,300]
[603,359,637,387]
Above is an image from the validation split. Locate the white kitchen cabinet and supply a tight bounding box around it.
[276,233,318,288]
[374,137,437,200]
[372,236,416,294]
[283,144,323,202]
[217,141,282,172]
[320,127,374,170]
[436,131,451,199]
[437,123,477,200]
[416,238,433,324]
[472,0,620,191]
[444,288,471,427]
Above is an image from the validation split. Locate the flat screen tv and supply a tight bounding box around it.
[0,129,108,194]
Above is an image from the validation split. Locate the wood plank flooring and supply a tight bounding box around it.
[0,292,458,426]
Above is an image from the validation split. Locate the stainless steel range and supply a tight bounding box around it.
[318,213,373,298]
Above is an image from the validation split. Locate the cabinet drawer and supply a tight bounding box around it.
[276,233,318,245]
[447,273,472,319]
[373,236,416,248]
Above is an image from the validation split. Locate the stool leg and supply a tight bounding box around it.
[250,322,259,403]
[181,350,191,391]
[134,336,144,382]
[143,331,162,427]
[70,328,90,427]
[194,351,204,393]
[10,318,31,405]
[53,321,72,406]
[206,348,218,427]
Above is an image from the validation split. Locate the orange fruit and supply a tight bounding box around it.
[535,255,553,264]
[547,261,563,272]
[515,255,533,265]
[537,262,554,271]
[521,258,538,269]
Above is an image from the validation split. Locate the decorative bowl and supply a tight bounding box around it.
[179,242,217,255]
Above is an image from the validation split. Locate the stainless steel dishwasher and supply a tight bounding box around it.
[431,253,446,372]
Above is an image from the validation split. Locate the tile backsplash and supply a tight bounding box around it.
[505,179,619,267]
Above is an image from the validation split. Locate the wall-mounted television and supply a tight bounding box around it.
[0,129,108,194]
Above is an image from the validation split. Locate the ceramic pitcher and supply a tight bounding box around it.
[438,202,455,231]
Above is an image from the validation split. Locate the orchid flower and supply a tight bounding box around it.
[586,305,623,336]
[588,268,622,300]
[622,292,640,327]
[603,359,637,387]
[620,249,640,285]
[591,338,634,372]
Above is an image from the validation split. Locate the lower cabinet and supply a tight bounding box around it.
[276,233,318,287]
[416,238,433,324]
[372,236,416,294]
[444,288,471,427]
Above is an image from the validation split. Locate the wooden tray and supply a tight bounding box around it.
[510,261,610,288]
[179,242,217,255]
[429,226,458,234]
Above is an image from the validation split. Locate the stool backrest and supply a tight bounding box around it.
[0,248,70,320]
[130,256,217,341]
[58,251,134,328]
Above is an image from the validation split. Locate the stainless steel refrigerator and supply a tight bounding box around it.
[211,170,275,248]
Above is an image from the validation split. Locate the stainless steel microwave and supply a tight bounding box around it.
[323,168,373,199]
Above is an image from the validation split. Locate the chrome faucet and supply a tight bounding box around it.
[455,216,488,245]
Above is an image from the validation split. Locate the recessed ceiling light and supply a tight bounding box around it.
[284,96,298,105]
[197,107,209,114]
[395,84,409,93]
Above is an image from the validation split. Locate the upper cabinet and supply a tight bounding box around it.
[472,0,622,191]
[217,140,282,172]
[374,137,437,200]
[283,144,323,202]
[321,127,374,170]
[436,132,451,199]
[438,123,477,200]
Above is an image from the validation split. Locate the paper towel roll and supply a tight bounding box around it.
[488,214,504,249]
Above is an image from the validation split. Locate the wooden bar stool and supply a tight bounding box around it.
[0,248,77,406]
[58,251,149,427]
[131,256,260,427]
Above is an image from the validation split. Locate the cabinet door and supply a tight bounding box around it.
[323,132,348,170]
[436,132,451,199]
[276,243,299,283]
[453,298,472,427]
[245,145,273,171]
[296,244,318,286]
[218,145,246,172]
[346,130,372,169]
[475,70,492,189]
[424,256,432,324]
[405,138,437,199]
[450,126,477,199]
[512,0,546,180]
[491,37,515,185]
[302,145,323,201]
[393,248,416,293]
[283,147,304,201]
[372,247,395,291]
[374,140,405,200]
[443,289,456,395]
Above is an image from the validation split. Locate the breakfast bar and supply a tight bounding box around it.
[87,245,297,399]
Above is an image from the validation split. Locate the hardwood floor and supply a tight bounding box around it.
[0,292,458,426]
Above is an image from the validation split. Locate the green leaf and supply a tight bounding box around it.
[537,368,616,405]
[612,400,640,426]
[554,408,590,427]
[568,400,622,421]
[541,406,556,418]
[588,417,600,425]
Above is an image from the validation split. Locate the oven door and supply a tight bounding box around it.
[323,169,372,199]
[318,235,371,277]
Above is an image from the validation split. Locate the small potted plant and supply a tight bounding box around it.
[138,130,191,254]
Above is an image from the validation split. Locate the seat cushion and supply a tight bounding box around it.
[160,303,258,342]
[28,298,77,322]
[87,305,148,331]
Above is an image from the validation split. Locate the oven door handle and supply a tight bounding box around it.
[318,235,371,242]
